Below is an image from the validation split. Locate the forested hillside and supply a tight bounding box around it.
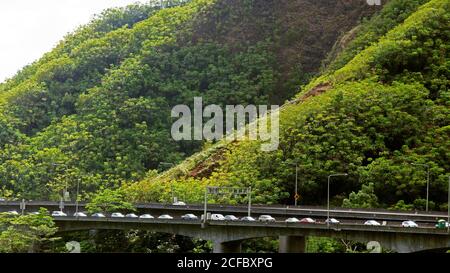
[129,0,450,212]
[0,0,378,201]
[1,0,448,254]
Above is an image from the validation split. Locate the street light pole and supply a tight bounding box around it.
[248,187,252,217]
[327,173,348,228]
[447,176,449,233]
[427,166,430,212]
[295,165,298,206]
[287,162,301,206]
[411,163,430,212]
[203,188,207,225]
[75,178,81,215]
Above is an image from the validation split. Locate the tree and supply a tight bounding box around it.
[86,188,135,213]
[342,183,379,209]
[0,208,59,253]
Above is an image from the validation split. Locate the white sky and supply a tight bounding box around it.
[0,0,147,83]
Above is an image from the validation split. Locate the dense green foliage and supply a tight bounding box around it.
[324,0,430,72]
[0,0,372,201]
[0,0,215,199]
[57,230,211,253]
[134,0,449,213]
[0,208,58,253]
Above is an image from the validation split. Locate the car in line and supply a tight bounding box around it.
[73,212,87,217]
[139,214,154,219]
[52,211,67,217]
[241,216,256,222]
[126,213,139,218]
[285,217,300,223]
[224,215,239,221]
[91,213,106,218]
[181,214,198,220]
[5,210,19,216]
[211,214,226,221]
[435,219,449,229]
[173,201,187,206]
[325,218,340,224]
[158,214,174,220]
[5,210,20,216]
[402,220,418,228]
[300,218,316,224]
[364,220,381,226]
[258,215,276,222]
[111,212,125,218]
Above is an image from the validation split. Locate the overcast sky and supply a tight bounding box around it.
[0,0,147,83]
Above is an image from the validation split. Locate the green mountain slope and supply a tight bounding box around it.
[129,0,449,211]
[0,0,377,200]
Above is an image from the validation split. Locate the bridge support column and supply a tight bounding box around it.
[213,241,242,253]
[279,236,306,253]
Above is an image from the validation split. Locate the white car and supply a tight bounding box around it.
[6,210,20,216]
[52,211,67,217]
[241,216,256,222]
[402,220,418,228]
[125,213,138,218]
[91,213,106,218]
[29,211,41,215]
[181,214,198,220]
[300,217,316,223]
[73,212,87,217]
[364,220,381,226]
[111,212,125,218]
[211,214,226,221]
[224,215,239,221]
[325,218,340,224]
[285,217,300,223]
[158,214,174,220]
[259,215,276,222]
[173,201,186,206]
[139,214,154,219]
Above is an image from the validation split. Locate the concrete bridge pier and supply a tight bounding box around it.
[213,240,242,253]
[278,236,306,253]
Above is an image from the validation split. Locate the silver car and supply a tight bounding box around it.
[211,214,226,221]
[52,211,67,217]
[158,214,174,220]
[125,213,139,218]
[181,214,198,220]
[364,220,381,226]
[73,212,87,217]
[402,220,418,228]
[111,212,125,218]
[224,215,239,221]
[139,214,154,219]
[91,213,106,218]
[241,216,256,222]
[325,218,340,224]
[258,215,276,222]
[7,210,20,216]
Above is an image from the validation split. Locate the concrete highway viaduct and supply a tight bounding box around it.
[54,217,450,253]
